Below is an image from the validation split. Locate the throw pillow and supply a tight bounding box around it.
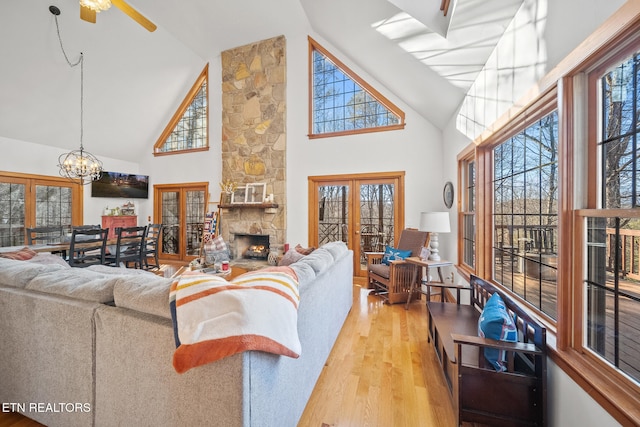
[478,292,518,371]
[381,245,412,265]
[278,249,305,266]
[0,246,37,260]
[295,244,315,255]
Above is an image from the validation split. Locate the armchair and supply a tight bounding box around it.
[367,228,428,304]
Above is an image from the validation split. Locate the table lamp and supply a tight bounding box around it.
[419,212,451,261]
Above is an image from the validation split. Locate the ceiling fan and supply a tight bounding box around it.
[79,0,156,32]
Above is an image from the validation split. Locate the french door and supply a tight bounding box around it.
[153,182,208,262]
[0,172,82,247]
[308,172,404,279]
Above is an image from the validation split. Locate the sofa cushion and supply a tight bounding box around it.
[321,241,348,260]
[0,246,37,260]
[26,253,71,267]
[297,248,333,275]
[0,257,66,288]
[368,262,390,279]
[290,261,316,287]
[25,268,120,303]
[86,264,158,276]
[478,292,518,371]
[113,275,173,319]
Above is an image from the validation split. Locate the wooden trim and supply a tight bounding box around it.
[307,36,406,138]
[153,63,209,155]
[556,76,574,351]
[307,123,406,139]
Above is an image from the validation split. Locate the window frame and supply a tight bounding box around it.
[307,36,405,139]
[456,8,640,424]
[153,64,209,156]
[457,144,476,276]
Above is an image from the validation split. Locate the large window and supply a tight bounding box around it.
[458,17,640,425]
[308,37,405,138]
[581,49,640,384]
[493,111,559,319]
[154,64,209,155]
[458,151,476,272]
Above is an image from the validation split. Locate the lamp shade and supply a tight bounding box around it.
[419,212,451,233]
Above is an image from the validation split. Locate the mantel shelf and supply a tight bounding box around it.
[218,203,279,209]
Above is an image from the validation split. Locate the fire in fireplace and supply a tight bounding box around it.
[233,233,270,260]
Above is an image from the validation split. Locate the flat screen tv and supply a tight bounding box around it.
[91,171,149,199]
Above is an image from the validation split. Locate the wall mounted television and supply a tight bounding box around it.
[91,171,149,199]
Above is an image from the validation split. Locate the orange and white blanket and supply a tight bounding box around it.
[169,267,301,373]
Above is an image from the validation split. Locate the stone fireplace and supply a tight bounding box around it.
[233,233,270,260]
[220,35,287,257]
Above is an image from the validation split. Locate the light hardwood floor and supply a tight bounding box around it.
[0,281,459,427]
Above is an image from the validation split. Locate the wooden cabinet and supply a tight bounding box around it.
[102,215,137,238]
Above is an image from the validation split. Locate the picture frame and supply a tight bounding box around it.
[231,185,248,204]
[419,247,431,261]
[246,183,267,204]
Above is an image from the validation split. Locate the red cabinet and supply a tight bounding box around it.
[102,215,137,238]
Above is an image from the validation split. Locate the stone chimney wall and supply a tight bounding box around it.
[220,35,286,255]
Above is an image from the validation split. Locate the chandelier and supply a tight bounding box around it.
[79,0,112,13]
[51,6,103,184]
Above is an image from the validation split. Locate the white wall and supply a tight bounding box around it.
[284,33,444,246]
[0,135,141,226]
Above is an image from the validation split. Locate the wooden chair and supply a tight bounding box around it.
[68,228,108,268]
[104,226,147,269]
[142,223,163,270]
[366,228,429,304]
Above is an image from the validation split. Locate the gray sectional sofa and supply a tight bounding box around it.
[0,241,353,427]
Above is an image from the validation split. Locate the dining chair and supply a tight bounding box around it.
[104,226,147,269]
[26,226,64,245]
[142,223,163,270]
[26,225,66,258]
[68,228,109,268]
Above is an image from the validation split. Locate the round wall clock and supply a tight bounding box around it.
[443,181,454,209]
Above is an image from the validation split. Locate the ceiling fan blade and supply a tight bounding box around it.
[111,0,157,32]
[80,5,97,23]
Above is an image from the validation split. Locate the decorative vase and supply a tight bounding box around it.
[268,250,278,266]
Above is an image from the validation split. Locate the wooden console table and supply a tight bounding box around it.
[404,257,453,309]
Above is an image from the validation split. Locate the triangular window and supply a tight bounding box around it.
[154,64,209,155]
[309,37,405,138]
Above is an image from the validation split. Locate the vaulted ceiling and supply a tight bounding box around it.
[0,0,522,162]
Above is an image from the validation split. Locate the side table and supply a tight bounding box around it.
[404,257,453,310]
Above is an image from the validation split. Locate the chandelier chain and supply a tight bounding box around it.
[53,14,84,150]
[52,7,102,185]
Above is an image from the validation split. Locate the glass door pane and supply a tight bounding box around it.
[35,185,72,228]
[161,191,180,256]
[317,185,349,246]
[357,183,395,273]
[186,190,205,256]
[0,182,25,246]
